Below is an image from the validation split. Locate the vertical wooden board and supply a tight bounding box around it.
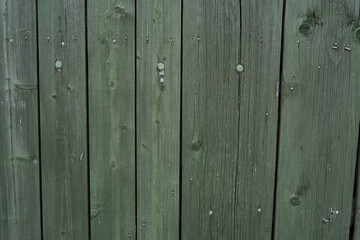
[235,0,283,239]
[136,0,181,239]
[181,0,283,239]
[0,0,41,239]
[181,1,240,239]
[274,0,360,239]
[355,134,360,239]
[88,0,136,239]
[38,0,88,238]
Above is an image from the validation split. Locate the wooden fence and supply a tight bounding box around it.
[1,0,360,239]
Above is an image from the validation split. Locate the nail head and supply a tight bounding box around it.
[157,63,165,71]
[55,60,62,70]
[235,64,244,73]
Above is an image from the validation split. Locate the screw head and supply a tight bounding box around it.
[235,64,244,73]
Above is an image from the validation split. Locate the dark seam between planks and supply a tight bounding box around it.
[233,0,242,239]
[349,123,360,240]
[35,0,44,238]
[134,0,138,238]
[85,0,91,238]
[271,0,287,239]
[179,0,184,239]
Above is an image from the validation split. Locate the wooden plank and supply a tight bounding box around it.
[38,0,89,238]
[235,0,283,238]
[136,0,181,239]
[0,0,41,239]
[181,0,283,239]
[88,0,136,239]
[354,131,360,239]
[274,0,360,239]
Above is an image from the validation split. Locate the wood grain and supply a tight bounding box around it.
[88,0,136,239]
[136,0,181,239]
[0,0,41,238]
[38,0,89,238]
[181,0,283,239]
[274,0,360,239]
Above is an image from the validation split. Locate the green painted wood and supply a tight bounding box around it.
[136,0,181,239]
[354,135,360,239]
[88,0,136,239]
[235,1,284,238]
[274,1,360,239]
[38,0,89,238]
[181,0,283,239]
[0,0,41,239]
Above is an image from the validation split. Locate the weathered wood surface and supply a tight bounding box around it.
[88,0,136,239]
[1,1,360,239]
[274,0,360,239]
[235,0,284,239]
[0,0,41,239]
[354,134,360,239]
[136,0,181,239]
[181,0,283,239]
[38,0,89,238]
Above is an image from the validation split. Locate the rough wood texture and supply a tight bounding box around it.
[354,133,360,239]
[235,0,283,238]
[274,0,360,239]
[136,0,181,239]
[0,0,41,239]
[181,0,283,239]
[88,0,136,239]
[38,0,89,238]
